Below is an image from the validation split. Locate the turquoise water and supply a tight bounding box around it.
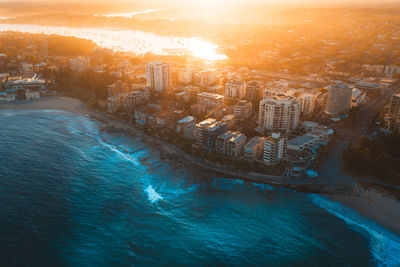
[0,109,399,266]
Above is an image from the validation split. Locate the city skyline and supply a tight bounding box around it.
[0,1,400,266]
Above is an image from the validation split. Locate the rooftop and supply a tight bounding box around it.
[6,77,47,85]
[177,116,195,124]
[222,114,235,121]
[302,121,319,129]
[245,136,265,149]
[235,100,251,107]
[196,118,217,127]
[206,121,227,132]
[288,135,316,147]
[197,92,224,100]
[218,131,246,143]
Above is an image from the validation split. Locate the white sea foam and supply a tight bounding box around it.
[97,138,140,166]
[145,185,163,203]
[310,194,400,267]
[0,110,16,117]
[251,183,274,191]
[234,179,244,185]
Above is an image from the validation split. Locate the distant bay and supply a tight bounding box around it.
[0,23,226,61]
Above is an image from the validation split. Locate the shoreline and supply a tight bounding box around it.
[0,97,323,188]
[326,191,400,236]
[2,96,400,235]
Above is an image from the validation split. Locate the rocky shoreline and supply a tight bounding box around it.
[2,96,400,235]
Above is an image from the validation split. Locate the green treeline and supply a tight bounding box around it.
[343,133,400,185]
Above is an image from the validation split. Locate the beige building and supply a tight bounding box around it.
[263,133,287,165]
[215,131,247,158]
[195,118,217,145]
[107,94,123,113]
[259,96,300,133]
[108,81,129,97]
[385,93,400,129]
[197,92,224,107]
[146,61,170,92]
[234,100,252,121]
[300,94,316,116]
[177,67,192,84]
[69,57,90,72]
[123,89,150,114]
[199,69,216,87]
[244,136,265,161]
[225,81,246,99]
[326,81,352,114]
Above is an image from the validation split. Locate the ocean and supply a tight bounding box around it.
[0,109,399,266]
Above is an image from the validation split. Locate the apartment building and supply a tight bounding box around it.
[326,81,353,114]
[197,92,224,107]
[300,94,316,116]
[195,118,217,145]
[259,95,300,133]
[263,133,287,166]
[244,136,265,161]
[146,61,170,92]
[215,131,246,158]
[203,121,228,150]
[385,93,400,129]
[123,89,150,114]
[225,81,246,99]
[246,80,263,109]
[107,94,123,113]
[234,100,252,121]
[177,67,192,85]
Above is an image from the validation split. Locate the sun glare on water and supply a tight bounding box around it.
[0,24,227,61]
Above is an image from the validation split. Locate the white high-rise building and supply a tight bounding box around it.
[263,133,287,166]
[178,67,192,84]
[259,96,300,133]
[199,69,216,87]
[225,81,246,99]
[146,61,170,92]
[325,81,352,114]
[300,94,316,116]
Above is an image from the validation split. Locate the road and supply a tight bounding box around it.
[337,83,400,143]
[319,83,400,187]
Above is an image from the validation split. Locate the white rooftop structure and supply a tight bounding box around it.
[177,116,195,124]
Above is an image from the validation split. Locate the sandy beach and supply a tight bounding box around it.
[328,188,400,235]
[0,97,89,114]
[2,96,400,236]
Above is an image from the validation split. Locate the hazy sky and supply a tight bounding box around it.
[0,0,400,13]
[0,0,397,4]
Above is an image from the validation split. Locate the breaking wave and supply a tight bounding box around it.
[310,194,400,267]
[145,185,163,203]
